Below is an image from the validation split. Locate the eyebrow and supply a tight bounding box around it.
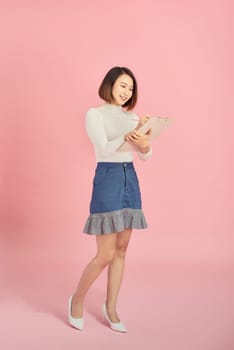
[120,81,134,88]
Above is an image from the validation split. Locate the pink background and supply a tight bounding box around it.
[0,1,233,349]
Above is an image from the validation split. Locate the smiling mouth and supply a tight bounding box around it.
[120,95,128,101]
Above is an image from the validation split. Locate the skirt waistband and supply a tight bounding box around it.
[96,162,134,169]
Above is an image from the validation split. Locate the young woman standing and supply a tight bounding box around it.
[68,66,152,332]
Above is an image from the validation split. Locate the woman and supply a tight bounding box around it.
[68,66,152,332]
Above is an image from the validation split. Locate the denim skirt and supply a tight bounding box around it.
[83,162,148,235]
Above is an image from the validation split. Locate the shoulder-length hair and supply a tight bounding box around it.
[98,66,138,110]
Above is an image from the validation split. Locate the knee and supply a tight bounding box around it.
[116,241,129,258]
[96,249,116,268]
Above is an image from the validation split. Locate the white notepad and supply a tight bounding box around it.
[117,116,173,152]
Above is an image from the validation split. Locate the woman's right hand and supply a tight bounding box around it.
[135,114,150,130]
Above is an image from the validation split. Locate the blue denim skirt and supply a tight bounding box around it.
[83,162,148,235]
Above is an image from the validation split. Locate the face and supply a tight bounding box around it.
[111,74,134,106]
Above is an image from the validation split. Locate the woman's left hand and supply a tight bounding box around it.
[125,129,152,153]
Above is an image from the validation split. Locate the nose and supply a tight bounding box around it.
[123,91,130,97]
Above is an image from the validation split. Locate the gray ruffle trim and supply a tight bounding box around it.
[83,208,148,235]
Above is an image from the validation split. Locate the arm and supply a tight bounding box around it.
[85,108,125,157]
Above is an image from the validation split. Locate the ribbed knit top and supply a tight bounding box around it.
[85,103,152,162]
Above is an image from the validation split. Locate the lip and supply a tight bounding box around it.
[120,95,128,101]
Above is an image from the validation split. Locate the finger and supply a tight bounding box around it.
[135,132,144,138]
[129,138,140,145]
[132,130,141,137]
[129,132,138,138]
[127,134,135,141]
[130,135,140,141]
[146,128,152,135]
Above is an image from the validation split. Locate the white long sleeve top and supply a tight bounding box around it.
[85,103,152,162]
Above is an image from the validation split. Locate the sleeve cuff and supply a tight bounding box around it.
[138,147,153,160]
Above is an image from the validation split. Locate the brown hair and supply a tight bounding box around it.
[98,66,138,110]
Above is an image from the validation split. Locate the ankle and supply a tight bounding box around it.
[104,303,120,323]
[105,302,116,312]
[72,294,84,305]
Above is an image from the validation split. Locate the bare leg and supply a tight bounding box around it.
[71,233,117,318]
[105,229,132,322]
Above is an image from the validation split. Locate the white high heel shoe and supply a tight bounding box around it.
[101,303,127,333]
[68,295,84,330]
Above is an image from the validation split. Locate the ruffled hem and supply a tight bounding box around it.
[83,208,148,235]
